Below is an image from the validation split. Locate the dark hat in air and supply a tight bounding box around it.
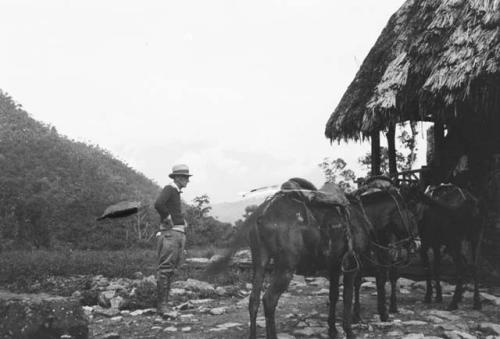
[97,201,141,221]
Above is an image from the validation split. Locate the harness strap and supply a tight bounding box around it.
[388,189,415,241]
[358,189,415,268]
[360,247,412,268]
[295,197,359,273]
[337,205,360,273]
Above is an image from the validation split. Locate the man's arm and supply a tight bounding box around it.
[154,186,173,222]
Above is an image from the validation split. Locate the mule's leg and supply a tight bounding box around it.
[262,265,294,339]
[353,272,362,323]
[432,245,443,303]
[448,244,464,311]
[375,267,388,321]
[389,267,398,313]
[328,262,341,339]
[420,244,433,303]
[342,270,357,339]
[249,253,269,339]
[471,227,484,310]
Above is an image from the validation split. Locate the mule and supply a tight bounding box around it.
[206,178,416,339]
[352,184,417,322]
[206,179,350,339]
[401,183,484,310]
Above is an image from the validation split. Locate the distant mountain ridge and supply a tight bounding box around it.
[209,195,269,223]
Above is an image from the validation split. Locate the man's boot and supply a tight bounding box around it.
[157,273,173,317]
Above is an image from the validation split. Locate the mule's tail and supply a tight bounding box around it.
[204,203,265,277]
[204,225,250,276]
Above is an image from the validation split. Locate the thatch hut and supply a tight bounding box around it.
[326,0,500,177]
[325,0,500,276]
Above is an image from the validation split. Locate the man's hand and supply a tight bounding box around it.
[179,249,187,267]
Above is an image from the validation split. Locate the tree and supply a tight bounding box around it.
[234,204,259,228]
[242,204,258,219]
[124,206,157,242]
[185,194,232,247]
[318,158,356,192]
[192,194,212,218]
[398,122,418,171]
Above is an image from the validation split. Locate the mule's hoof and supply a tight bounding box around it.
[328,328,338,339]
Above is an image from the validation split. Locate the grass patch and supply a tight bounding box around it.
[0,249,156,286]
[0,247,251,292]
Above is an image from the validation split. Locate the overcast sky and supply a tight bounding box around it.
[1,0,428,203]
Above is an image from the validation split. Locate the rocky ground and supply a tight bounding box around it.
[2,252,500,339]
[82,272,500,339]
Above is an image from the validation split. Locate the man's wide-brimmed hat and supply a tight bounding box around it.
[169,164,192,178]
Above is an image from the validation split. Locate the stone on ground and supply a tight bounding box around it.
[401,334,424,339]
[479,322,500,336]
[101,333,120,339]
[0,290,88,339]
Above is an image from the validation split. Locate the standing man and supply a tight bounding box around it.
[154,164,192,317]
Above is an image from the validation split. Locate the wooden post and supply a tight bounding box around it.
[387,124,397,177]
[432,121,445,183]
[371,130,381,176]
[433,121,444,167]
[432,121,445,177]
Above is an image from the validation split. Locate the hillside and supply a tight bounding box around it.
[0,90,162,249]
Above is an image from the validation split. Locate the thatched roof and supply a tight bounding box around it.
[325,0,500,141]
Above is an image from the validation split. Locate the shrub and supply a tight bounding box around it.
[123,279,157,310]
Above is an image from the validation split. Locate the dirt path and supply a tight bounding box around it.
[89,276,500,339]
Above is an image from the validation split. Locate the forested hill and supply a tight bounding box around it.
[0,90,162,249]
